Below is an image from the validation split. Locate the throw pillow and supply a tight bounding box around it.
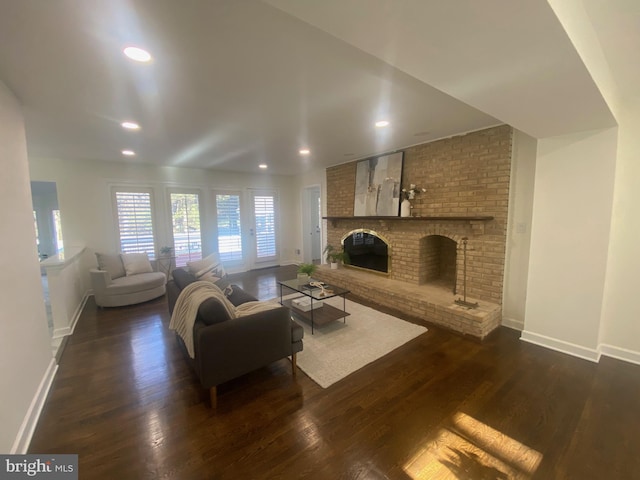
[214,277,230,291]
[121,252,153,276]
[172,268,196,290]
[225,286,258,306]
[198,271,221,284]
[95,252,126,280]
[187,252,226,279]
[197,298,233,326]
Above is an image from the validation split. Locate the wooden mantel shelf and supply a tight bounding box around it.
[323,215,493,227]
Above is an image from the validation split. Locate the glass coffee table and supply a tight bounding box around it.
[278,278,350,334]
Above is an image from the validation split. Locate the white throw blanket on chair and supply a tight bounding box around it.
[169,281,281,358]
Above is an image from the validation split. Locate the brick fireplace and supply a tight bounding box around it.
[318,125,512,338]
[342,229,389,274]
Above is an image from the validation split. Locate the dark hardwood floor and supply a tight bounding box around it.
[29,265,640,479]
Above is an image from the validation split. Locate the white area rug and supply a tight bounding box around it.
[287,295,428,388]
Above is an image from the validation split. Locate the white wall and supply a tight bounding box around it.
[502,129,537,330]
[599,103,640,362]
[522,127,617,360]
[535,1,640,364]
[43,247,91,346]
[0,81,56,453]
[29,157,299,270]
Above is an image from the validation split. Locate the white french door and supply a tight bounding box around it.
[250,190,278,265]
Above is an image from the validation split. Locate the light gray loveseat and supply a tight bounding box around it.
[167,267,303,408]
[90,252,166,307]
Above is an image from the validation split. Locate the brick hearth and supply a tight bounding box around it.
[314,265,501,339]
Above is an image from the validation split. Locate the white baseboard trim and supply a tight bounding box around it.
[599,344,640,365]
[501,316,524,331]
[52,292,89,339]
[53,292,89,358]
[520,330,600,362]
[11,359,58,454]
[68,292,89,335]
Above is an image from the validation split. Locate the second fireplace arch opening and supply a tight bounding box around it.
[421,235,457,292]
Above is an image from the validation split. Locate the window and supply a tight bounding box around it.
[216,194,243,263]
[170,192,202,267]
[53,209,63,252]
[113,189,155,258]
[33,211,39,248]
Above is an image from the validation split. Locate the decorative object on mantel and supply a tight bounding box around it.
[400,184,426,217]
[400,198,411,217]
[354,151,404,217]
[455,237,479,309]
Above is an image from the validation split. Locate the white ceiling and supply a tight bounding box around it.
[266,0,617,138]
[0,0,622,175]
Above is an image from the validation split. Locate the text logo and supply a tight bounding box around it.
[0,455,77,479]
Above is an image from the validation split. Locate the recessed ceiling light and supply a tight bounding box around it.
[375,120,390,128]
[299,149,310,155]
[123,46,152,63]
[259,164,268,169]
[121,150,136,156]
[121,121,140,130]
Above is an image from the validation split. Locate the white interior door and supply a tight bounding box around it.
[302,185,322,263]
[250,190,278,266]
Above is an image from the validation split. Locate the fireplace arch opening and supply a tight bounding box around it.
[342,229,390,274]
[421,235,457,292]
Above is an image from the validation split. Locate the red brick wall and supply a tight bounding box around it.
[325,125,513,304]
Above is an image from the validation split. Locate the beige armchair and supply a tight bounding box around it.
[90,252,167,307]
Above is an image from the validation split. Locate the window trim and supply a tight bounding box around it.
[111,186,157,258]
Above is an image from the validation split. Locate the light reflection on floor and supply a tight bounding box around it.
[403,412,543,479]
[293,411,322,449]
[130,317,171,403]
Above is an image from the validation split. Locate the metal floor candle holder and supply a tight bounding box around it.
[455,237,479,309]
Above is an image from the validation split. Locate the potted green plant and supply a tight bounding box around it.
[297,263,316,283]
[323,244,336,263]
[159,246,173,257]
[324,245,348,269]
